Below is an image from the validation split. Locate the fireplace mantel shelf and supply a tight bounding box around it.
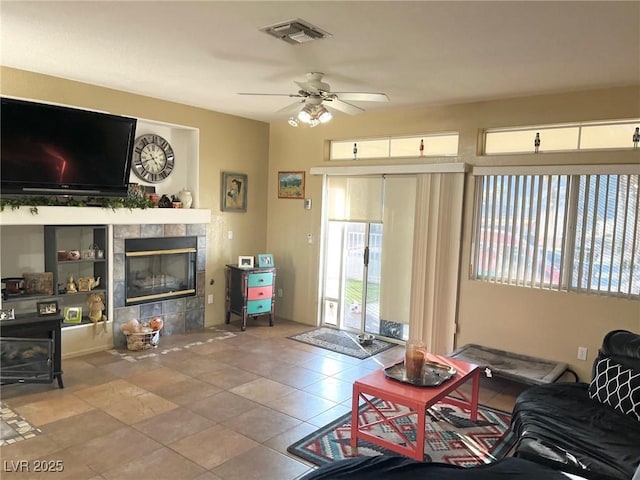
[0,206,211,226]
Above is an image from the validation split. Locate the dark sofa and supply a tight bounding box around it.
[511,329,640,480]
[299,456,577,480]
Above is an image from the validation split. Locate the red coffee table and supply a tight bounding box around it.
[350,354,480,461]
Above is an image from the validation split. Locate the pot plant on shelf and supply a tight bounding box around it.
[0,195,154,214]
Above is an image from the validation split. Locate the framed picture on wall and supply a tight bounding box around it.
[221,172,248,212]
[278,171,305,199]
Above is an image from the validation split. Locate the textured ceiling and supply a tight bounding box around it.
[1,1,639,123]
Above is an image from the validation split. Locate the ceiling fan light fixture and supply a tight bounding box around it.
[317,106,332,123]
[298,105,313,123]
[287,116,299,127]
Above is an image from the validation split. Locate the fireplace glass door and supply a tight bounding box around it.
[125,237,197,305]
[0,337,54,383]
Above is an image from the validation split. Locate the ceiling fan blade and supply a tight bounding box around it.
[238,93,303,97]
[276,100,305,114]
[326,99,365,115]
[333,92,389,102]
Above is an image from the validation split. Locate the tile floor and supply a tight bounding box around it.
[0,319,527,480]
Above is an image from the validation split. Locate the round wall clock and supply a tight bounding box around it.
[131,134,175,183]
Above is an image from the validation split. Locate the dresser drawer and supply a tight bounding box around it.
[247,286,273,300]
[247,272,273,287]
[247,299,272,315]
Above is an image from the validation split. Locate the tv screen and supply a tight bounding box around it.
[1,97,137,197]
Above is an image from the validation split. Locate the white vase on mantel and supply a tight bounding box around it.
[178,188,193,209]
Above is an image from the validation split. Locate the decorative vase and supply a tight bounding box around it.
[178,188,193,209]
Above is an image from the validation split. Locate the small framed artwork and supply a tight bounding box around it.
[238,256,254,268]
[37,300,59,316]
[63,306,82,324]
[0,308,15,320]
[77,277,91,292]
[278,171,305,199]
[221,172,248,212]
[257,253,274,268]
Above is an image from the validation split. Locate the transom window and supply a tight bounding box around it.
[471,169,640,298]
[484,120,640,155]
[330,133,459,160]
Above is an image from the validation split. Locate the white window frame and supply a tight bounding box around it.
[483,119,640,155]
[329,133,459,161]
[471,165,640,299]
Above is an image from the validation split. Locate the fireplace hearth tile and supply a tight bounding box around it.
[186,296,204,310]
[114,224,140,239]
[113,282,126,308]
[163,312,185,335]
[164,224,186,236]
[1,402,43,446]
[187,223,206,236]
[164,298,186,315]
[141,224,164,237]
[140,302,163,318]
[185,309,205,331]
[113,253,125,280]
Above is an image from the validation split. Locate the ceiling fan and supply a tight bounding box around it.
[239,72,389,126]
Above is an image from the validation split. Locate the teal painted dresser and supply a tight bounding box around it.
[224,264,276,331]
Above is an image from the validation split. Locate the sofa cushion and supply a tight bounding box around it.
[588,357,640,421]
[299,456,574,480]
[512,382,640,479]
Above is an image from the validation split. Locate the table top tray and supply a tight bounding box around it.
[383,360,457,387]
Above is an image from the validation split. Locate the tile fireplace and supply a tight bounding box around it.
[113,223,206,349]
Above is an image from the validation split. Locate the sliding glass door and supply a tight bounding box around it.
[322,221,382,333]
[320,175,416,341]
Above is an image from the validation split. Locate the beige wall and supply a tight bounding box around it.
[2,67,638,381]
[267,86,640,381]
[1,67,270,326]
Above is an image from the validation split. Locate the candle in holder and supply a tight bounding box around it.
[405,340,426,382]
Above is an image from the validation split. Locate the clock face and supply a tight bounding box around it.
[132,134,175,183]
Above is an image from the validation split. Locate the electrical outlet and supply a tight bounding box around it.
[227,230,233,240]
[577,346,588,361]
[307,233,313,244]
[277,288,283,298]
[207,294,214,304]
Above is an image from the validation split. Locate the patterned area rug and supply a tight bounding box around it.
[287,399,515,467]
[288,327,396,359]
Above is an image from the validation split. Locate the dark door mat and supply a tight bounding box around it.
[288,327,396,359]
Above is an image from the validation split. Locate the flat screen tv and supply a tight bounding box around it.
[1,97,137,198]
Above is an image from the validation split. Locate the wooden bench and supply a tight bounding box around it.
[448,344,578,385]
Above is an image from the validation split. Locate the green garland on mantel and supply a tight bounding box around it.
[0,195,154,214]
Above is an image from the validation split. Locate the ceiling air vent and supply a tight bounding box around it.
[260,19,331,45]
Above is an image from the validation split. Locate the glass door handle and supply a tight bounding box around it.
[364,246,369,266]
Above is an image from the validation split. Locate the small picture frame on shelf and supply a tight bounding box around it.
[37,300,59,316]
[77,278,91,292]
[63,306,82,324]
[257,253,274,268]
[238,256,254,268]
[0,308,15,320]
